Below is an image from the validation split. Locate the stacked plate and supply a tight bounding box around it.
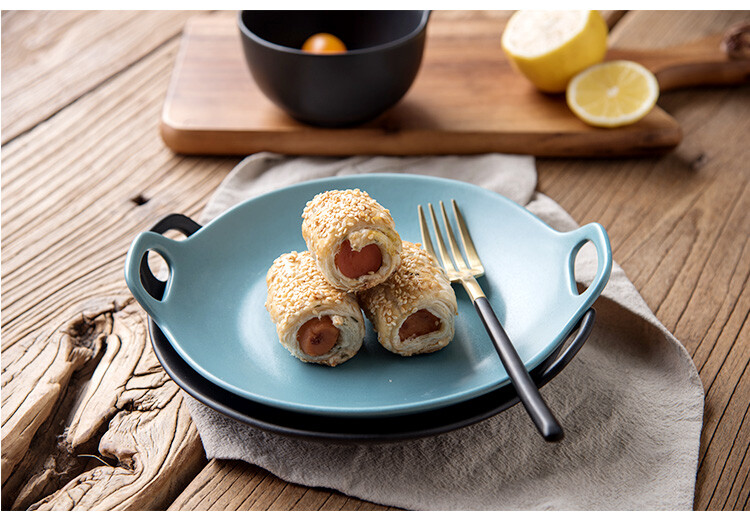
[125,175,611,442]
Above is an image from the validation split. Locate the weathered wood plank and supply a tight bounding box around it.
[168,459,392,511]
[292,487,340,511]
[699,317,750,510]
[1,12,236,510]
[1,10,206,143]
[706,349,750,510]
[2,9,748,511]
[0,27,237,347]
[537,10,750,512]
[2,298,206,510]
[2,299,110,492]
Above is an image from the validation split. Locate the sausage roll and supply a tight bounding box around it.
[301,189,402,292]
[359,241,458,356]
[265,251,365,366]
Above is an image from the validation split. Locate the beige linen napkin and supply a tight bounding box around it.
[184,153,704,510]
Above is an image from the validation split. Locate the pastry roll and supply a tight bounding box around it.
[301,189,402,292]
[265,251,365,366]
[359,241,458,356]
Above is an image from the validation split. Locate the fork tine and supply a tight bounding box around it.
[452,200,483,270]
[439,201,471,271]
[427,203,458,272]
[417,205,437,261]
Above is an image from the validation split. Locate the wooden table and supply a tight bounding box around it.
[2,10,749,511]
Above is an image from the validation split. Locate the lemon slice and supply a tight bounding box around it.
[502,10,608,93]
[566,60,660,128]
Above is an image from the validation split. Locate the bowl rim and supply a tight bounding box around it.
[237,10,430,57]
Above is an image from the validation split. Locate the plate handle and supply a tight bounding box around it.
[124,214,202,321]
[532,308,596,383]
[565,222,613,306]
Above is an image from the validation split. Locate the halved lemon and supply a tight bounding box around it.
[501,10,608,93]
[566,60,660,128]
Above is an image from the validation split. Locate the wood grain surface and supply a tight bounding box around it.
[160,12,692,157]
[2,10,749,511]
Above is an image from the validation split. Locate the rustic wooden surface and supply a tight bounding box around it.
[2,10,749,511]
[161,12,692,157]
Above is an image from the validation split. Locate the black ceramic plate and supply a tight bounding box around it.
[141,214,595,443]
[150,310,593,443]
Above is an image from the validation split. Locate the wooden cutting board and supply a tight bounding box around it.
[160,14,750,157]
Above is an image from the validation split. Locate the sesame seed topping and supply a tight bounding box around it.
[266,251,355,329]
[302,189,397,257]
[359,241,457,334]
[300,189,402,290]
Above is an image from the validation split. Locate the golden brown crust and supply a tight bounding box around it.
[359,241,458,356]
[265,250,365,366]
[301,189,396,251]
[301,189,402,291]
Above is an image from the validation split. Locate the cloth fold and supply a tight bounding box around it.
[184,153,704,510]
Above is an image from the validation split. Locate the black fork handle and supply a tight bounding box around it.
[474,296,564,442]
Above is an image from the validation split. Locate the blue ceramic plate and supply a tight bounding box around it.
[125,174,611,418]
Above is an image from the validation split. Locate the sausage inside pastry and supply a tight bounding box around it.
[266,251,365,366]
[302,189,402,292]
[359,241,458,356]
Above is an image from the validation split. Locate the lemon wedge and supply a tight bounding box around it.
[502,10,608,93]
[566,60,660,128]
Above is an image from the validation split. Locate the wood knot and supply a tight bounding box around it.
[690,152,709,171]
[130,194,149,206]
[65,312,111,352]
[722,21,750,60]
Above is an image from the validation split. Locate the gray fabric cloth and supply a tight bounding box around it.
[184,153,704,510]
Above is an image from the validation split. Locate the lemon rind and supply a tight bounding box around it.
[566,60,660,128]
[501,10,609,93]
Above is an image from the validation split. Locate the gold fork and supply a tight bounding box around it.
[419,200,563,442]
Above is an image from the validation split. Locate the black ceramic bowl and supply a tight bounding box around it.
[237,10,430,127]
